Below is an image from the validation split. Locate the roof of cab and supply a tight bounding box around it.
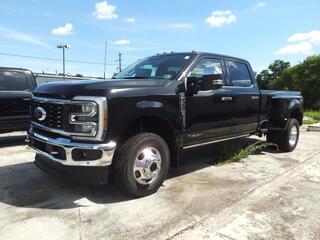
[154,51,248,63]
[0,67,32,72]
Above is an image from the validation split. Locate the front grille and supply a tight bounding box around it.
[29,96,106,141]
[30,98,87,137]
[30,98,84,135]
[31,101,66,129]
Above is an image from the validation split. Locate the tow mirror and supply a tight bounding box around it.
[201,74,223,90]
[186,74,223,95]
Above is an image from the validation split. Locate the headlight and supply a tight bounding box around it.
[69,102,98,135]
[82,103,97,114]
[74,122,97,134]
[69,96,108,141]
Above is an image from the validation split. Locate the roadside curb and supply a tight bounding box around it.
[307,123,320,132]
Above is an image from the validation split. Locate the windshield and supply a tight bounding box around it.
[112,54,195,80]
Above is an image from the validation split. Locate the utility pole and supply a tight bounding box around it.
[103,41,107,79]
[62,47,65,77]
[117,52,122,72]
[57,43,71,79]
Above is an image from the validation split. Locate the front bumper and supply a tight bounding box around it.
[27,129,116,167]
[34,154,110,184]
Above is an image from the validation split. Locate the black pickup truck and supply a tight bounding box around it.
[0,68,36,133]
[27,52,303,197]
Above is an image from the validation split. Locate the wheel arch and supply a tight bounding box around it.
[288,99,303,125]
[268,98,303,130]
[117,114,179,167]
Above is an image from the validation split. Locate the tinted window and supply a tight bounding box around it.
[0,71,29,91]
[190,58,223,78]
[113,54,195,80]
[228,61,252,87]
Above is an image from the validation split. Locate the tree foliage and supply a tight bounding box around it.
[256,60,290,90]
[256,56,320,109]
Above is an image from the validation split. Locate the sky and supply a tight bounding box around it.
[0,0,320,78]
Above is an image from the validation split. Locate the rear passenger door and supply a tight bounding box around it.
[0,70,32,125]
[225,60,260,136]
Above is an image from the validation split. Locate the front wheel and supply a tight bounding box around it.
[112,132,170,197]
[267,118,300,152]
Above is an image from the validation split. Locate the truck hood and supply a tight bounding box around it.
[34,78,169,98]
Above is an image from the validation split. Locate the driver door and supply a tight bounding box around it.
[181,57,234,147]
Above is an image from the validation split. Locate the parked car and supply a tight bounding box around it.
[0,68,37,134]
[27,52,303,197]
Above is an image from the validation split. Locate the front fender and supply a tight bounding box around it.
[105,96,180,142]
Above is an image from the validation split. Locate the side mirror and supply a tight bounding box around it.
[201,74,223,90]
[186,74,223,95]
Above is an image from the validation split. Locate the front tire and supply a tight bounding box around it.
[267,118,300,152]
[113,132,170,197]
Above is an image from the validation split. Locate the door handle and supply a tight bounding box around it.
[251,96,260,100]
[22,98,31,101]
[221,96,233,102]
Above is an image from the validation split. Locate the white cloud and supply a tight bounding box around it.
[288,30,320,44]
[125,18,135,23]
[0,26,50,48]
[113,39,130,45]
[168,23,194,29]
[52,23,73,36]
[250,2,267,12]
[275,42,313,55]
[275,29,320,56]
[206,10,236,27]
[93,1,117,20]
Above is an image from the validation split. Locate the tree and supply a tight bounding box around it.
[260,55,320,109]
[256,69,271,89]
[256,60,290,89]
[268,60,291,80]
[290,56,320,109]
[269,67,294,90]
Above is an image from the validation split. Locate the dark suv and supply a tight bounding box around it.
[0,68,36,133]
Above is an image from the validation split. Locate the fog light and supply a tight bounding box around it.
[72,149,103,161]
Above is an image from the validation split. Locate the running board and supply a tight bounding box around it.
[182,134,250,149]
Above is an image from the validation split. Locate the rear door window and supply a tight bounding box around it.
[227,61,252,87]
[0,71,29,91]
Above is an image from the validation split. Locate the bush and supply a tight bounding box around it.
[304,110,320,124]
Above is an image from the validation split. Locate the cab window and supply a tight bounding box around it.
[227,61,252,87]
[189,58,223,79]
[0,71,29,91]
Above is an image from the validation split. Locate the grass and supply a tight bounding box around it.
[212,140,278,166]
[304,110,320,124]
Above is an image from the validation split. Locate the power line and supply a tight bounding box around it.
[0,51,121,66]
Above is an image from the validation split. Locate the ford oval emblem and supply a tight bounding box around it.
[34,107,47,121]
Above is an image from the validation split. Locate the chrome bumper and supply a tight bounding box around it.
[27,130,116,167]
